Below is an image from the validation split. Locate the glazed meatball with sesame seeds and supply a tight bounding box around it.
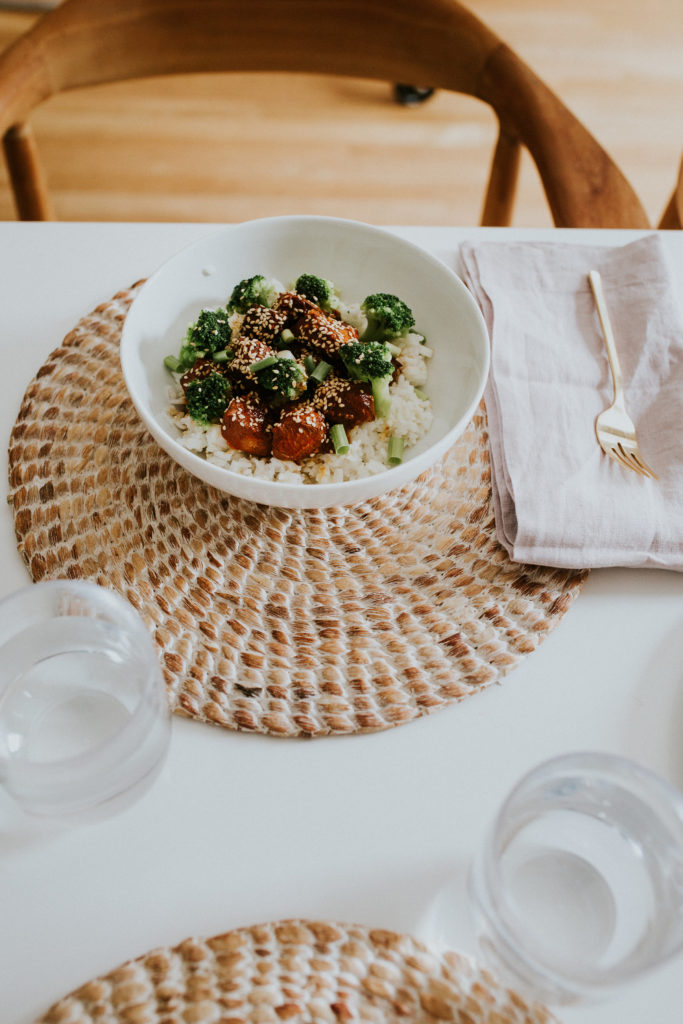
[311,372,375,427]
[230,336,276,384]
[241,305,288,345]
[296,307,358,360]
[272,403,327,462]
[221,392,273,456]
[272,291,318,328]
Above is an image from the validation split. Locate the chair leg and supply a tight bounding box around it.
[658,190,681,229]
[3,122,55,220]
[480,125,521,227]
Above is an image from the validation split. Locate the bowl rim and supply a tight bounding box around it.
[120,214,491,502]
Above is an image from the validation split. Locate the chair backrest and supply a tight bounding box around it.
[658,154,683,228]
[0,0,650,227]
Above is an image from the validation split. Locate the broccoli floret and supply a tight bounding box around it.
[256,357,308,403]
[340,340,394,418]
[185,372,231,425]
[361,292,415,342]
[295,273,337,311]
[174,307,232,371]
[227,275,277,314]
[188,307,232,355]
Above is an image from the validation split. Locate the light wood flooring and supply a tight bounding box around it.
[0,2,681,226]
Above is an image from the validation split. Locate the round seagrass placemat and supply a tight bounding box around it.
[7,286,588,738]
[35,918,558,1024]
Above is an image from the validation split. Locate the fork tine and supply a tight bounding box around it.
[616,442,646,476]
[601,441,641,474]
[618,452,643,475]
[624,451,650,477]
[599,440,631,471]
[629,450,658,480]
[615,441,654,478]
[613,441,657,479]
[624,455,648,477]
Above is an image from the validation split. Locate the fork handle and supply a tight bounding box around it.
[588,270,624,405]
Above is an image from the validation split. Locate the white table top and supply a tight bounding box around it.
[1,222,682,1024]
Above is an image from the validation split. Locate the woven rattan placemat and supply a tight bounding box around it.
[8,287,587,737]
[35,918,557,1024]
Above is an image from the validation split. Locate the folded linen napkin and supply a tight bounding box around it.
[459,234,683,571]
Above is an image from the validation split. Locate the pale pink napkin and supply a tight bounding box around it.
[459,234,683,570]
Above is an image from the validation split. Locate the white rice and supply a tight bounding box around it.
[169,295,434,485]
[396,332,433,386]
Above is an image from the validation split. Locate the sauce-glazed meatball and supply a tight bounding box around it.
[311,373,375,427]
[296,307,358,359]
[241,305,288,345]
[229,336,276,385]
[272,404,327,462]
[272,291,318,328]
[221,393,272,456]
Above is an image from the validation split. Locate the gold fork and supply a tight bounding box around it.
[588,269,657,479]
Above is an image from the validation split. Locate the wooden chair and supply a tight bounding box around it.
[658,154,683,228]
[0,0,649,227]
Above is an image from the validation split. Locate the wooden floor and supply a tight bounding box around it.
[0,2,681,226]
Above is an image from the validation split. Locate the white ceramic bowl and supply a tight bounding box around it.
[121,216,490,509]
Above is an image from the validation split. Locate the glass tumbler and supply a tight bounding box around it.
[469,751,683,1005]
[0,579,170,821]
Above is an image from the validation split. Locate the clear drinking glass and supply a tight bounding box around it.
[469,751,683,1005]
[0,580,170,821]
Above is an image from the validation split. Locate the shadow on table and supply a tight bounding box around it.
[628,616,683,790]
[0,788,68,856]
[414,858,476,953]
[328,854,477,956]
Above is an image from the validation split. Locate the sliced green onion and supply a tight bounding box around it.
[213,349,232,364]
[163,355,181,373]
[304,354,317,374]
[387,342,401,356]
[330,423,350,455]
[280,328,295,344]
[277,350,295,360]
[250,355,279,372]
[311,360,332,383]
[414,387,429,401]
[387,436,404,465]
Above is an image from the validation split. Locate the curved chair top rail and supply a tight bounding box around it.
[0,0,650,227]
